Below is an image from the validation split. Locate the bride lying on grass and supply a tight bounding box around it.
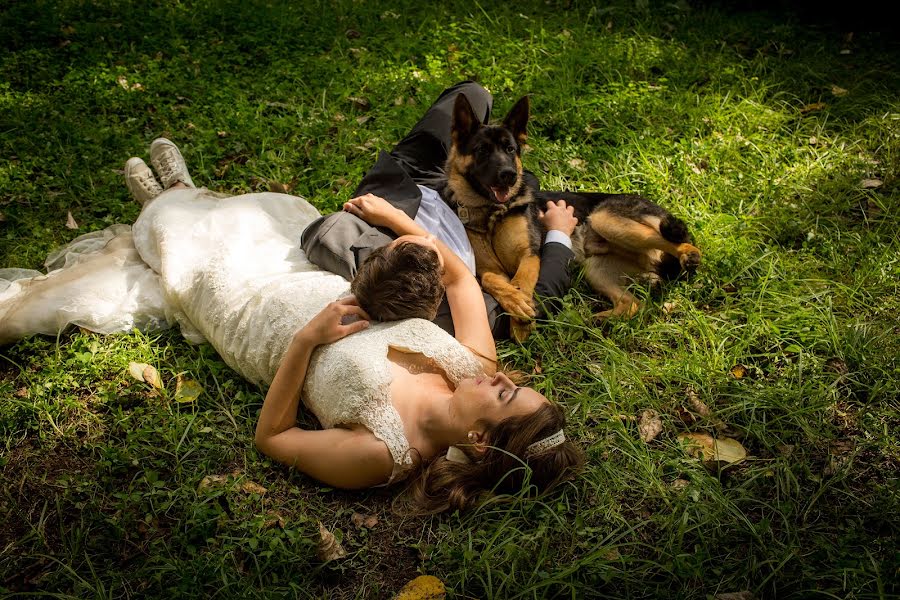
[0,139,582,512]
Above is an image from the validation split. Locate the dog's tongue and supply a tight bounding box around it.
[491,186,510,204]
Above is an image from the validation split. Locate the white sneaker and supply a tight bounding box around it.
[150,138,195,189]
[125,157,163,205]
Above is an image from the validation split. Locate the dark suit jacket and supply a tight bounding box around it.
[301,151,574,339]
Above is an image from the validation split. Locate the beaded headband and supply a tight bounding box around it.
[525,429,566,458]
[445,429,567,463]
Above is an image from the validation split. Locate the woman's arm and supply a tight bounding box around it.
[344,194,497,371]
[254,297,394,488]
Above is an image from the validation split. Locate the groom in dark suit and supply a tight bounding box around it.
[301,81,576,339]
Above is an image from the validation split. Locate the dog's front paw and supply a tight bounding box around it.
[594,300,640,321]
[497,289,536,320]
[677,244,702,271]
[510,318,534,342]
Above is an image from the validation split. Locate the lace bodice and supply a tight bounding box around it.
[305,319,483,479]
[1,188,483,481]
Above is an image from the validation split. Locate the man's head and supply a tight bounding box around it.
[351,236,445,322]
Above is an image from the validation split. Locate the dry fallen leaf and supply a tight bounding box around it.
[197,474,228,492]
[568,158,585,169]
[662,301,677,314]
[65,211,78,230]
[15,387,29,398]
[351,512,379,529]
[392,575,446,600]
[860,178,883,189]
[175,375,204,403]
[670,478,690,491]
[116,75,130,90]
[678,433,747,465]
[263,511,286,529]
[240,481,267,495]
[348,96,371,111]
[316,522,347,562]
[142,365,162,389]
[128,362,152,382]
[800,102,826,113]
[831,85,848,97]
[638,409,663,443]
[686,389,729,433]
[730,364,747,379]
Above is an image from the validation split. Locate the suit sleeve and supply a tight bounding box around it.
[300,211,395,281]
[533,241,575,317]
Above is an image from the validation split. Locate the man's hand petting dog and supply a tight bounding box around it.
[539,200,578,236]
[343,193,404,229]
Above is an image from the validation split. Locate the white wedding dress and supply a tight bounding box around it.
[0,188,482,480]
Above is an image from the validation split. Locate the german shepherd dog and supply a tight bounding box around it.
[441,94,702,340]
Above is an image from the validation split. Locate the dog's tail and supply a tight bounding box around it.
[656,214,691,280]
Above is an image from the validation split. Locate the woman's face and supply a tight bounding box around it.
[389,234,444,270]
[451,371,548,429]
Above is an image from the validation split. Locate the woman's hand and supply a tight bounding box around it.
[297,296,370,346]
[343,194,404,229]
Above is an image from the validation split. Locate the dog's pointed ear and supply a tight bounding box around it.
[502,96,530,145]
[452,94,481,148]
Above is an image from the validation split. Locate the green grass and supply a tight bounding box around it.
[1,1,898,598]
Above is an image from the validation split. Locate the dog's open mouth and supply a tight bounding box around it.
[490,186,511,204]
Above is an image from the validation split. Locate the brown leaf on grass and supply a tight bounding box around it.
[860,178,883,189]
[678,433,747,465]
[217,130,228,138]
[800,102,826,113]
[730,364,746,379]
[116,75,130,90]
[351,512,379,529]
[197,474,228,492]
[662,301,677,314]
[670,478,690,491]
[638,409,663,443]
[685,389,729,433]
[267,176,298,195]
[142,365,162,389]
[128,362,151,383]
[240,481,267,495]
[15,387,29,398]
[392,575,446,600]
[316,522,347,562]
[356,115,371,125]
[65,211,79,230]
[568,158,585,170]
[831,85,848,97]
[348,96,371,111]
[263,511,286,529]
[174,376,204,403]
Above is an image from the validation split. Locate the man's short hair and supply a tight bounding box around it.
[351,241,445,322]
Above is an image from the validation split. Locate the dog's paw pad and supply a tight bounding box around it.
[679,247,702,271]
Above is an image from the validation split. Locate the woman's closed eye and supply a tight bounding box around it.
[499,387,519,403]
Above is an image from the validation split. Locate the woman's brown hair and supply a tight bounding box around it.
[408,403,584,513]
